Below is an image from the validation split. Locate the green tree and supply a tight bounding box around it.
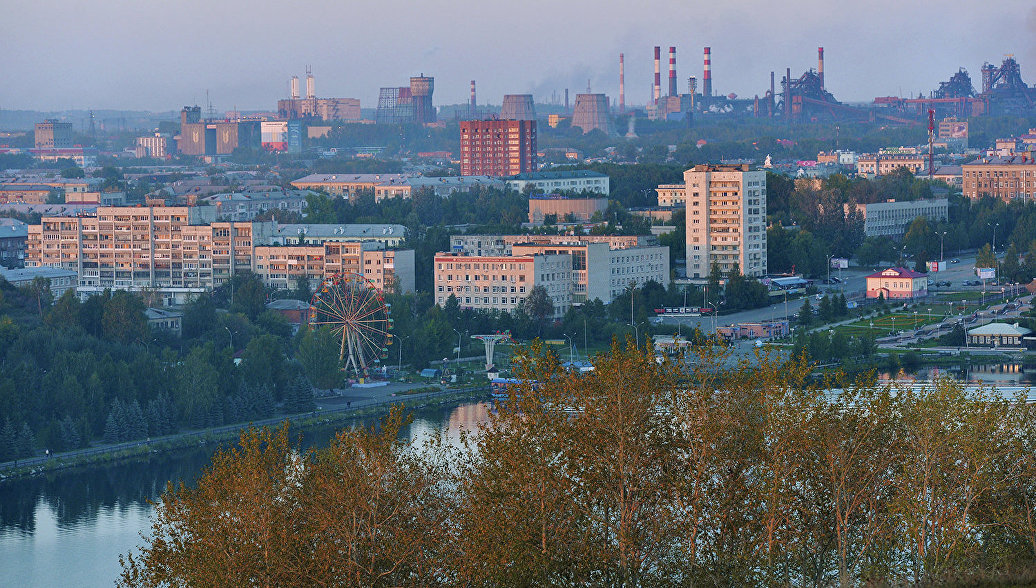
[296,327,341,390]
[798,297,814,326]
[102,290,148,345]
[525,285,554,329]
[976,243,996,268]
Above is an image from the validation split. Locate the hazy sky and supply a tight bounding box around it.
[3,0,1036,112]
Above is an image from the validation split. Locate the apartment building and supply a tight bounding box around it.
[528,196,608,224]
[656,183,685,207]
[683,164,767,279]
[856,155,926,177]
[253,241,414,293]
[25,206,414,303]
[459,119,537,177]
[448,234,650,257]
[434,251,572,319]
[846,198,949,238]
[505,170,609,196]
[962,154,1036,201]
[290,173,412,202]
[510,242,669,303]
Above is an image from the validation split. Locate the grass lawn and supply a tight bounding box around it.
[832,311,951,337]
[935,291,986,302]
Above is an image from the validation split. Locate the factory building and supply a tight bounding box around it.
[962,154,1036,201]
[682,164,767,279]
[571,94,612,134]
[459,119,537,177]
[176,106,261,157]
[34,120,73,149]
[376,76,436,124]
[433,251,572,319]
[276,68,361,121]
[500,95,536,121]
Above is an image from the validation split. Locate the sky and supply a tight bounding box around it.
[2,0,1036,113]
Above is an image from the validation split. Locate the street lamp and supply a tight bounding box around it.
[938,231,947,263]
[452,329,466,365]
[224,326,233,350]
[563,333,574,363]
[397,335,411,372]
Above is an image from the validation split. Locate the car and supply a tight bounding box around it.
[950,259,960,264]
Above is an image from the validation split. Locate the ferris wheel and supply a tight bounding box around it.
[309,273,392,379]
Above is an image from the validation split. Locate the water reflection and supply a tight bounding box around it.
[880,362,1036,386]
[0,401,490,588]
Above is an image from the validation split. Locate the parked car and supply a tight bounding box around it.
[950,259,960,264]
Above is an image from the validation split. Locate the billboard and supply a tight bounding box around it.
[977,267,996,280]
[927,261,940,272]
[830,257,849,269]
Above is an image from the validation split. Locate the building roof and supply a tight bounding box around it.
[967,322,1032,336]
[0,266,77,283]
[0,184,52,191]
[266,299,310,311]
[292,173,410,185]
[0,219,28,238]
[865,267,927,279]
[407,176,504,189]
[144,308,183,320]
[508,170,608,181]
[964,155,1036,166]
[272,223,405,240]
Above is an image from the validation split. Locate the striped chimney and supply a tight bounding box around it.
[470,80,476,109]
[668,46,677,97]
[653,46,661,105]
[619,53,625,113]
[703,46,712,97]
[818,46,825,91]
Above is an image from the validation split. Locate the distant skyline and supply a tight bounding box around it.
[3,0,1035,113]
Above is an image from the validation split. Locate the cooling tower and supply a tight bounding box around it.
[501,94,536,121]
[571,93,612,135]
[409,75,436,124]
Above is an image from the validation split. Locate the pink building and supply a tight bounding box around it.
[865,267,928,299]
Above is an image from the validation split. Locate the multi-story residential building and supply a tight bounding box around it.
[0,266,78,298]
[25,207,413,303]
[510,241,669,303]
[448,234,651,257]
[269,223,406,248]
[528,196,608,225]
[290,173,412,202]
[135,133,171,158]
[505,170,609,196]
[459,120,537,177]
[433,251,572,319]
[203,189,312,221]
[845,198,949,238]
[0,185,51,204]
[407,175,504,197]
[856,154,926,177]
[683,164,767,279]
[252,241,414,293]
[962,154,1036,201]
[34,120,72,149]
[656,184,685,207]
[0,219,28,267]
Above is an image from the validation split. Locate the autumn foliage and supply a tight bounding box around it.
[121,340,1036,586]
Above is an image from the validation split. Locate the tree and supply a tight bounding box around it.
[525,285,554,329]
[798,297,814,326]
[102,290,148,345]
[24,276,51,316]
[120,410,450,587]
[818,294,834,322]
[296,327,341,390]
[976,243,997,268]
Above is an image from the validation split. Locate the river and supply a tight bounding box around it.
[0,401,492,588]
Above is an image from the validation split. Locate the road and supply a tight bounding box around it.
[659,252,986,333]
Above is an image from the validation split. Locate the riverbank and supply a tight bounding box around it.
[0,385,489,482]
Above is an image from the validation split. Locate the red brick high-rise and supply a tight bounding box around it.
[459,119,537,177]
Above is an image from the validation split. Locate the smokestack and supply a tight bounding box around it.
[290,75,299,100]
[668,46,677,97]
[470,80,476,110]
[653,46,661,105]
[703,47,712,98]
[770,71,775,117]
[564,88,569,113]
[305,66,315,99]
[818,46,825,91]
[619,53,625,113]
[785,67,792,116]
[688,76,697,110]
